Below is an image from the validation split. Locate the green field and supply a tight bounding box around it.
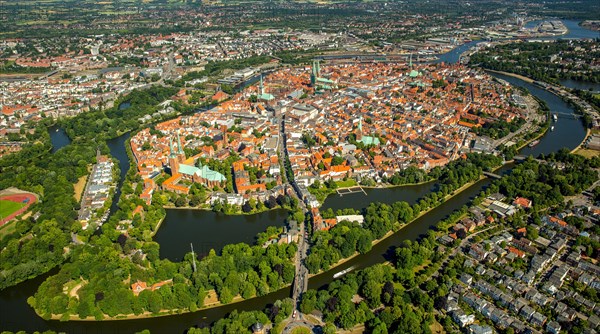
[0,200,25,220]
[291,327,312,334]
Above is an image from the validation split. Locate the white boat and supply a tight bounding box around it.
[553,114,558,122]
[333,266,356,279]
[551,126,555,131]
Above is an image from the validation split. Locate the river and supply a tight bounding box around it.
[154,208,289,261]
[559,79,600,93]
[438,19,599,65]
[0,23,594,332]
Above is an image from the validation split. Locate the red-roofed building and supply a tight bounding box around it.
[513,197,532,208]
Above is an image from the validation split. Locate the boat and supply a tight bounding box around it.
[529,140,540,148]
[333,266,356,279]
[553,114,558,122]
[551,126,555,131]
[55,128,59,132]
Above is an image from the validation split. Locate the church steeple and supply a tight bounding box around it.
[259,75,264,95]
[177,132,184,155]
[357,116,363,141]
[168,137,179,175]
[169,137,176,158]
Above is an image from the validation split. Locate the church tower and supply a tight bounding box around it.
[356,116,364,141]
[168,138,179,175]
[221,125,228,144]
[176,132,186,163]
[310,59,321,87]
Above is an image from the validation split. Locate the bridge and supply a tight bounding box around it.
[553,112,582,119]
[483,171,502,179]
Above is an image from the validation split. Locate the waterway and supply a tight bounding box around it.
[106,133,131,220]
[321,181,436,212]
[0,23,594,332]
[438,19,599,65]
[48,125,71,153]
[524,19,599,39]
[154,208,289,261]
[559,79,600,93]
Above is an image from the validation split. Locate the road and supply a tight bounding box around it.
[278,108,316,330]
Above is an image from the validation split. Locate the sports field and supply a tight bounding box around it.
[0,192,37,226]
[0,200,24,219]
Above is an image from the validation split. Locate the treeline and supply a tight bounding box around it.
[304,153,503,274]
[0,61,53,74]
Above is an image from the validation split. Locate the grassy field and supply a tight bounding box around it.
[74,175,88,202]
[575,148,600,158]
[0,200,25,220]
[291,327,312,334]
[0,222,17,239]
[335,179,358,188]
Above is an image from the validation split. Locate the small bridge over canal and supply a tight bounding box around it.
[483,171,502,179]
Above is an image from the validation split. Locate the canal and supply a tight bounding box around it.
[0,20,595,333]
[106,133,131,220]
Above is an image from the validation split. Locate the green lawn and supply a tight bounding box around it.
[291,327,312,334]
[0,200,25,219]
[335,179,358,188]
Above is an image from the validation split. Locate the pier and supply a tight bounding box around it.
[336,186,367,196]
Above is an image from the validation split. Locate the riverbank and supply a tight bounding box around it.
[572,128,593,154]
[48,288,250,321]
[162,203,285,216]
[309,174,486,279]
[487,69,534,83]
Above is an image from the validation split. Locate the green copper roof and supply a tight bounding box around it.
[179,163,226,182]
[409,70,421,78]
[359,136,380,146]
[317,77,335,84]
[258,93,275,101]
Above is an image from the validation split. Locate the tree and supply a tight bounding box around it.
[219,287,234,304]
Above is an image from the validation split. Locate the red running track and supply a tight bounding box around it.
[0,193,37,226]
